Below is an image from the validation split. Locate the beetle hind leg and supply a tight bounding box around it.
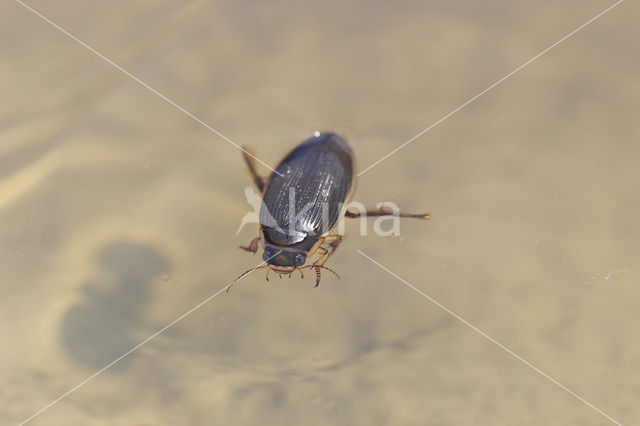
[345,208,431,220]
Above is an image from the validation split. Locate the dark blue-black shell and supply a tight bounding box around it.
[260,133,353,245]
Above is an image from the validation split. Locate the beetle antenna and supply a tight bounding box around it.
[227,265,268,293]
[315,265,340,279]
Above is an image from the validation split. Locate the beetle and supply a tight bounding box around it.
[231,132,429,290]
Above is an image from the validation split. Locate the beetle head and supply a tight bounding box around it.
[262,245,306,270]
[228,245,339,292]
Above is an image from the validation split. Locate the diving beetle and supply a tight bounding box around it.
[232,132,429,289]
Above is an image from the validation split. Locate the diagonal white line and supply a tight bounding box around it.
[14,0,282,177]
[357,249,622,425]
[18,254,276,426]
[358,0,625,176]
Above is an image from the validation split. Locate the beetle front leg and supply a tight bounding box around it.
[241,146,265,193]
[300,245,341,287]
[308,247,329,288]
[313,235,343,268]
[313,247,330,267]
[239,237,260,254]
[322,234,343,255]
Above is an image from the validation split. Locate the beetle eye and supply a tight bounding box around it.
[263,248,273,262]
[294,253,306,267]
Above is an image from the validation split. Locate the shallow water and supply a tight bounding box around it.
[1,1,638,425]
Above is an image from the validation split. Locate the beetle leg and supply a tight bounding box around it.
[323,235,343,254]
[241,146,265,193]
[313,247,330,267]
[298,268,304,279]
[345,208,431,219]
[313,267,321,287]
[309,265,340,287]
[314,236,342,268]
[265,268,270,282]
[309,247,329,288]
[239,237,260,254]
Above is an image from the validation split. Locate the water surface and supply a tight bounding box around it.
[1,1,638,425]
